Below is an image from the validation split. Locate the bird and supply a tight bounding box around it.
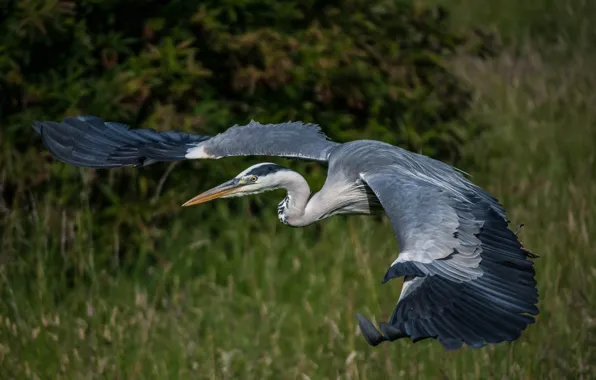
[32,115,539,350]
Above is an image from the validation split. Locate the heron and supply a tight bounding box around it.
[33,115,539,350]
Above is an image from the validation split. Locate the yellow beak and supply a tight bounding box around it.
[182,179,242,207]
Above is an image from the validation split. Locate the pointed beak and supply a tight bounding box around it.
[182,179,243,207]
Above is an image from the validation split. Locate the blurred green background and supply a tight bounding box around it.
[0,0,594,378]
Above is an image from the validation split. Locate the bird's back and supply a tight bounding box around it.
[325,140,506,219]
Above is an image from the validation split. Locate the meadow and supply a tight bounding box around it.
[1,0,595,378]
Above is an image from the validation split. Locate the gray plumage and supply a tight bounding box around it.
[195,120,339,161]
[33,115,539,350]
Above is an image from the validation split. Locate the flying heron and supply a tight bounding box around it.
[33,116,539,350]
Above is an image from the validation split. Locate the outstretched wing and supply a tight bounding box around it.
[33,115,339,168]
[357,169,538,350]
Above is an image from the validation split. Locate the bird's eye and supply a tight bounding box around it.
[250,176,257,182]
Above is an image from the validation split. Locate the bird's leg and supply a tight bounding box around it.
[514,223,540,258]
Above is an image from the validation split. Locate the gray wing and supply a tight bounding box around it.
[357,169,538,350]
[33,116,339,168]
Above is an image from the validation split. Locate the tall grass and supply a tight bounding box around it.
[1,0,596,378]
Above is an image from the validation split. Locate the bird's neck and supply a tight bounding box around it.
[276,170,319,227]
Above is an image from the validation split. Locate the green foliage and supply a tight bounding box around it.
[427,0,596,51]
[0,0,491,265]
[1,0,595,378]
[2,37,596,376]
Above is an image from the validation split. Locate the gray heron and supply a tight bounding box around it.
[33,116,539,350]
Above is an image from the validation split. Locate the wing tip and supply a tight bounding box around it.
[33,115,209,168]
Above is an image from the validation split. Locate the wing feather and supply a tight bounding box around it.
[33,116,339,168]
[190,119,338,161]
[357,169,538,350]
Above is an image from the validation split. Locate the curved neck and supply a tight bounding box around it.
[276,170,319,227]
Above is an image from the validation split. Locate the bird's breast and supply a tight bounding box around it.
[277,196,290,225]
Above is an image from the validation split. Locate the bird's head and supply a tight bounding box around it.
[182,162,291,207]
